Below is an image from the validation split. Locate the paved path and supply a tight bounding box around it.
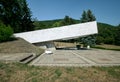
[30,49,120,67]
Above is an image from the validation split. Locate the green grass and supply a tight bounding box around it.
[0,62,120,82]
[93,46,120,51]
[93,44,120,51]
[55,69,62,77]
[95,66,120,78]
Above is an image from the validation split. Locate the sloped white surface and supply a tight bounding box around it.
[14,21,98,43]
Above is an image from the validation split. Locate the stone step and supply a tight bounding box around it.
[20,54,36,64]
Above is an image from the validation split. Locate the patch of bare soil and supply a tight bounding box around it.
[54,42,76,48]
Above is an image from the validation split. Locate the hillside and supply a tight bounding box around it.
[96,22,118,44]
[34,19,116,29]
[34,19,80,29]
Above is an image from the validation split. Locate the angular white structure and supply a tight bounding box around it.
[14,21,98,43]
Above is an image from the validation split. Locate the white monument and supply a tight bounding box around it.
[14,21,98,50]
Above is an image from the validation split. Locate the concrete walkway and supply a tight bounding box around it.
[30,49,120,67]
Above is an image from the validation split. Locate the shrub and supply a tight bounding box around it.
[81,35,96,47]
[96,36,104,44]
[104,37,115,44]
[0,23,13,42]
[55,69,62,77]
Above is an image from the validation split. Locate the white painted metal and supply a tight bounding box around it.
[14,21,98,43]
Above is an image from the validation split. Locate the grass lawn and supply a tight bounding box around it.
[94,44,120,51]
[0,62,120,82]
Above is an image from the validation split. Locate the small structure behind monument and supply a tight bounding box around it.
[34,42,56,50]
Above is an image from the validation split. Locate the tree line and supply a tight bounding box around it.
[97,23,120,45]
[0,0,34,42]
[0,0,34,33]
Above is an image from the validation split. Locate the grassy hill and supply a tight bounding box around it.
[96,22,118,44]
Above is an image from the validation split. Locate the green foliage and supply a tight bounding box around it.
[34,21,47,30]
[66,67,74,74]
[87,10,96,22]
[0,23,13,42]
[80,11,88,23]
[0,0,34,33]
[60,15,76,26]
[80,9,96,23]
[115,25,120,45]
[55,69,62,77]
[34,18,80,30]
[81,35,96,47]
[96,36,104,44]
[80,9,96,47]
[97,23,117,44]
[104,37,115,44]
[51,16,76,27]
[52,21,61,27]
[96,66,120,78]
[34,19,62,30]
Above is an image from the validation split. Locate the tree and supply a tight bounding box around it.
[34,22,47,30]
[52,16,76,27]
[97,23,116,44]
[80,10,96,47]
[61,16,75,26]
[20,0,34,32]
[96,36,104,44]
[87,10,96,22]
[80,11,88,23]
[0,0,34,33]
[52,22,61,27]
[80,10,96,23]
[115,24,120,45]
[81,35,96,47]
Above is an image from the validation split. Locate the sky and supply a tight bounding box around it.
[27,0,120,26]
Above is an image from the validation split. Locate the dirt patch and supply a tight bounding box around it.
[54,58,69,61]
[54,42,76,48]
[99,58,112,61]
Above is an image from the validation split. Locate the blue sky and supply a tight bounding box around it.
[27,0,120,26]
